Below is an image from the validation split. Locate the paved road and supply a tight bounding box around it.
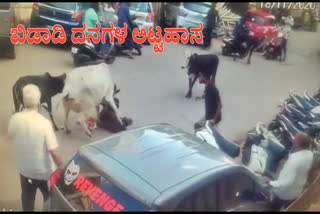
[0,30,319,211]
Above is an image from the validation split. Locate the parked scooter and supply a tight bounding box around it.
[71,24,118,67]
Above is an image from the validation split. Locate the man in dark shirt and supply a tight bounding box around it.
[194,70,222,131]
[203,3,219,49]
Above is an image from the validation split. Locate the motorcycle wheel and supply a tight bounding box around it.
[109,45,118,57]
[136,46,142,56]
[105,55,116,64]
[241,49,249,58]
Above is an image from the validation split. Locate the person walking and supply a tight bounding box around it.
[8,84,63,211]
[194,70,222,131]
[203,3,219,49]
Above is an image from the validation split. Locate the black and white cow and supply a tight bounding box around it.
[12,72,66,131]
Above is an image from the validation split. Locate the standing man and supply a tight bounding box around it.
[8,84,63,211]
[117,2,135,58]
[194,70,222,131]
[203,3,219,49]
[262,132,314,211]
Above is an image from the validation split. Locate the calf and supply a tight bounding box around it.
[60,63,122,137]
[181,51,219,99]
[12,72,66,131]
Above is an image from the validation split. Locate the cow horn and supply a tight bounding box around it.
[184,49,192,59]
[60,73,67,81]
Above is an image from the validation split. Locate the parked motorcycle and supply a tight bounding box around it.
[221,31,253,58]
[71,18,143,67]
[71,39,117,67]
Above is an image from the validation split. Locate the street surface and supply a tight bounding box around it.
[0,29,319,211]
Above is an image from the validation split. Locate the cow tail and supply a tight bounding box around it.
[12,82,20,114]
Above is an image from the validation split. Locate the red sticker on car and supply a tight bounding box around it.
[73,176,124,212]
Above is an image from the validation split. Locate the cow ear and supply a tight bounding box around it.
[61,73,67,81]
[184,50,192,59]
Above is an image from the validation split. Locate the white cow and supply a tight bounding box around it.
[59,63,121,137]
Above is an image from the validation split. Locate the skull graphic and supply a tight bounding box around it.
[64,160,80,186]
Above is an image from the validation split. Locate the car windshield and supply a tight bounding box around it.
[183,3,211,14]
[42,2,78,10]
[248,15,265,25]
[130,3,150,13]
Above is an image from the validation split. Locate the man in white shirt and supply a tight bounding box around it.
[8,84,63,211]
[262,132,314,210]
[282,13,294,36]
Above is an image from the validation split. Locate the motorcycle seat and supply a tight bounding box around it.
[84,40,95,49]
[298,122,309,131]
[279,114,301,136]
[311,106,320,115]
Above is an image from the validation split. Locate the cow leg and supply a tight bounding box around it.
[63,100,71,134]
[46,99,59,131]
[186,75,198,99]
[13,83,21,113]
[96,105,101,119]
[103,96,123,126]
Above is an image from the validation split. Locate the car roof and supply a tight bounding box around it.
[79,124,239,208]
[247,9,271,17]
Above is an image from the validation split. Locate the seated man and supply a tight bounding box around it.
[262,132,314,211]
[82,3,110,57]
[232,17,249,54]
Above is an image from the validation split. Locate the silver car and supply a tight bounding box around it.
[176,2,224,38]
[46,124,271,211]
[129,2,154,35]
[0,2,18,59]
